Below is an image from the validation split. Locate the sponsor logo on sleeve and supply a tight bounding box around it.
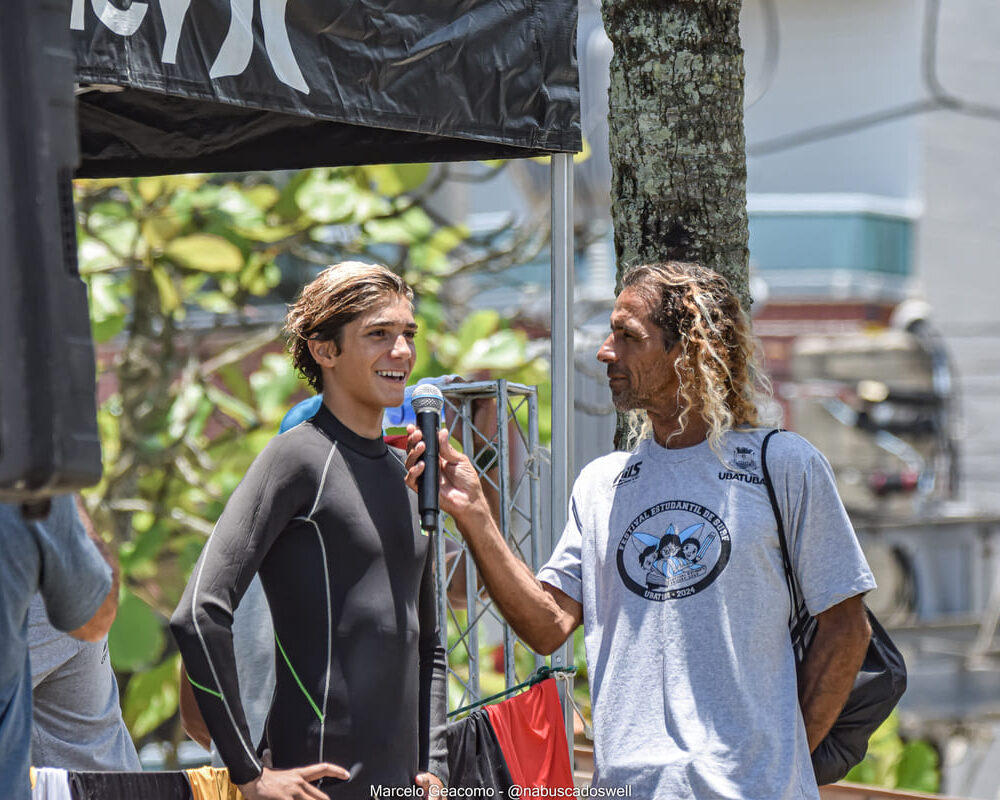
[612,461,643,487]
[718,445,764,484]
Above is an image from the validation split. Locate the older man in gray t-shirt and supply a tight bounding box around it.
[407,262,875,798]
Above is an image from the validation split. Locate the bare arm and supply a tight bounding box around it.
[798,594,871,751]
[178,663,348,800]
[406,427,582,655]
[68,497,120,642]
[179,664,212,749]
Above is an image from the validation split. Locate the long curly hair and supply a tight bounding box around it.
[284,262,413,391]
[622,262,771,453]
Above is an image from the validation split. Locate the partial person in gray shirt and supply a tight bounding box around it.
[27,498,138,772]
[1,495,119,800]
[28,595,140,771]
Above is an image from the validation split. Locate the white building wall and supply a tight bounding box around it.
[742,0,923,198]
[913,0,1000,514]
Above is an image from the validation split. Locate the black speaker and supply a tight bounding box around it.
[0,0,102,501]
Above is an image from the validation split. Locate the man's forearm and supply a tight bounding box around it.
[798,596,871,751]
[69,497,120,641]
[454,503,578,655]
[179,665,213,749]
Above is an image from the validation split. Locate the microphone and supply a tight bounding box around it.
[411,383,444,531]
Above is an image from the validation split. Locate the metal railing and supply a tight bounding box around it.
[430,381,552,709]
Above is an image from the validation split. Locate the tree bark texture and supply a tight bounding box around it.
[602,0,750,307]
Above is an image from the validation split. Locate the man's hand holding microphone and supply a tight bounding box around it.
[405,383,491,534]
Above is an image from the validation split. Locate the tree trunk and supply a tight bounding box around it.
[602,0,749,306]
[602,0,750,448]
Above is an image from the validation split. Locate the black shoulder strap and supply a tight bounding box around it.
[760,429,816,660]
[761,429,797,610]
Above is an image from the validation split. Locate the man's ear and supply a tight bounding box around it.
[307,338,339,369]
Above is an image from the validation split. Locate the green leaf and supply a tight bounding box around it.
[217,363,254,405]
[351,189,392,222]
[457,310,501,348]
[150,264,181,314]
[408,242,449,273]
[194,291,238,315]
[244,183,280,210]
[455,330,527,372]
[119,520,172,574]
[90,201,131,221]
[141,217,184,249]
[251,354,303,422]
[188,184,223,209]
[267,171,308,218]
[92,314,127,344]
[428,225,468,255]
[364,206,434,245]
[108,590,166,672]
[233,220,307,243]
[91,214,139,257]
[895,740,939,793]
[167,383,207,440]
[295,175,357,223]
[122,653,181,738]
[135,177,164,205]
[78,237,121,274]
[216,185,265,226]
[364,163,431,196]
[205,384,260,427]
[240,254,281,296]
[165,234,244,273]
[87,273,128,342]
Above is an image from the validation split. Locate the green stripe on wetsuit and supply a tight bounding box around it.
[275,632,324,722]
[186,672,223,700]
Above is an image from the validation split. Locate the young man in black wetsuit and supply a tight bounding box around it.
[171,262,447,800]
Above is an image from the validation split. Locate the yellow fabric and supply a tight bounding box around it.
[29,766,36,791]
[185,766,245,800]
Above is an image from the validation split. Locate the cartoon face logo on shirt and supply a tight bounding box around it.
[616,500,731,601]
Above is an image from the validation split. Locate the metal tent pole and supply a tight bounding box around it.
[549,151,575,765]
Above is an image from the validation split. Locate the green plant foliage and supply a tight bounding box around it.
[108,590,167,672]
[844,711,940,792]
[122,653,181,739]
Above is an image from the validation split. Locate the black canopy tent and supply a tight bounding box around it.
[68,0,581,544]
[3,1,579,527]
[73,0,580,176]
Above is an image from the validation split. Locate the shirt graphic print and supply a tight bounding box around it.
[615,499,731,601]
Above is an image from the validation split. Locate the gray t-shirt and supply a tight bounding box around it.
[0,497,112,800]
[28,594,140,771]
[537,430,876,800]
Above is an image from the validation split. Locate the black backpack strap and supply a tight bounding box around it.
[760,429,816,662]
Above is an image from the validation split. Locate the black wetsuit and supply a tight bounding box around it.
[170,406,448,796]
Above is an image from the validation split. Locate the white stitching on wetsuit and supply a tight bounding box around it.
[191,526,262,772]
[293,442,337,764]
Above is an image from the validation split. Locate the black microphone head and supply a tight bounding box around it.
[411,382,444,414]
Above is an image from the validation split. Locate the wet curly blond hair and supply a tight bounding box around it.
[284,262,413,391]
[622,261,771,453]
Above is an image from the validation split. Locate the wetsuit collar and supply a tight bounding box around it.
[311,403,388,458]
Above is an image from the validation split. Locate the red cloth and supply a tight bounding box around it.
[383,433,408,448]
[484,678,574,789]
